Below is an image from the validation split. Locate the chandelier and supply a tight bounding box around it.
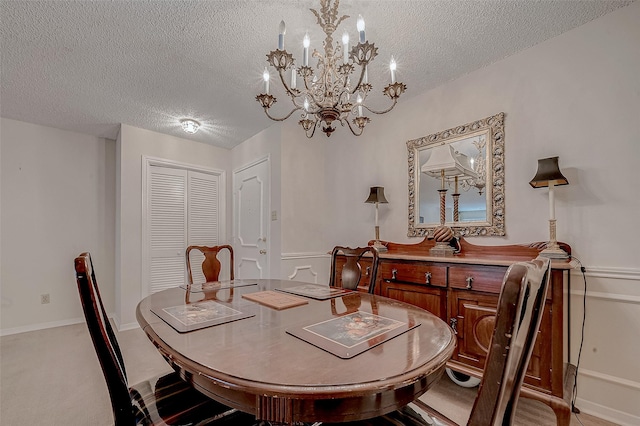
[255,0,407,138]
[453,137,487,195]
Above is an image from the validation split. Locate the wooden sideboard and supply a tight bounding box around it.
[344,237,577,426]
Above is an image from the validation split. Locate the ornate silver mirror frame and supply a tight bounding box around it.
[407,112,505,237]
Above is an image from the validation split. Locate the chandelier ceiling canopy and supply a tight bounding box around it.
[255,0,407,138]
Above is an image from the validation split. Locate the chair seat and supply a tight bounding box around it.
[130,372,256,425]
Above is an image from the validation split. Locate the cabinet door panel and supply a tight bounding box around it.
[379,280,447,321]
[451,292,498,369]
[450,290,552,390]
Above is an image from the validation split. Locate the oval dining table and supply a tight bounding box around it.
[136,279,456,424]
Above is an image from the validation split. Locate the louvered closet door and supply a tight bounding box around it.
[149,166,187,293]
[187,171,226,284]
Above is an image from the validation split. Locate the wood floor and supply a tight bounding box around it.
[0,322,618,425]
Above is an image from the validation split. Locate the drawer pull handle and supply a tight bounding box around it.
[465,276,474,289]
[391,269,398,280]
[449,318,458,335]
[365,266,370,276]
[425,272,432,284]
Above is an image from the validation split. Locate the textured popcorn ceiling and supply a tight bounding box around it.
[0,0,634,149]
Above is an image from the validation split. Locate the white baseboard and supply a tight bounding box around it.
[575,397,640,426]
[0,316,85,337]
[0,312,137,336]
[579,368,640,392]
[117,321,140,332]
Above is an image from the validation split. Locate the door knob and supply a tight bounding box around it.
[259,249,267,254]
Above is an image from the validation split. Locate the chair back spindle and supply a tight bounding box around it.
[186,245,234,285]
[330,246,380,294]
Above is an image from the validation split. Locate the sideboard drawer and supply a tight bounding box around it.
[449,265,507,294]
[379,261,447,287]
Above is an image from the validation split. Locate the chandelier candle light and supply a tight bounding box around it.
[256,0,407,138]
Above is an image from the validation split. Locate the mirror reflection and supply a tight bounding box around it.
[407,112,505,237]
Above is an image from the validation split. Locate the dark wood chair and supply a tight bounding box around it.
[74,252,255,426]
[322,258,551,426]
[329,246,380,294]
[413,258,552,426]
[186,245,234,284]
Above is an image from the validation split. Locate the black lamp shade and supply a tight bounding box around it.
[365,186,388,204]
[529,157,569,188]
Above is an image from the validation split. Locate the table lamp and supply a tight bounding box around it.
[529,156,570,259]
[365,186,388,252]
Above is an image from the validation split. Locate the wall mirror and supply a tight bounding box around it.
[407,112,505,237]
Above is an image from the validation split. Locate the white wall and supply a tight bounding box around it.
[231,123,283,279]
[230,122,332,284]
[280,122,332,284]
[0,118,115,334]
[322,4,640,262]
[279,3,639,423]
[116,124,232,328]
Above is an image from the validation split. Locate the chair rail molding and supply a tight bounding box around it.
[281,252,331,260]
[571,266,640,281]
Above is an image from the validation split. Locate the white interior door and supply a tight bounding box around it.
[233,158,270,279]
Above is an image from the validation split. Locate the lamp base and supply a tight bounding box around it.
[430,241,455,257]
[538,246,570,259]
[372,240,388,252]
[538,241,569,259]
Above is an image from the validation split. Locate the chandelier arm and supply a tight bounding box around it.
[277,69,298,97]
[303,87,323,113]
[262,106,303,122]
[343,118,364,137]
[362,98,399,115]
[305,121,318,138]
[350,65,368,95]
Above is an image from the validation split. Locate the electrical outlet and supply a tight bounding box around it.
[271,210,277,221]
[41,294,50,304]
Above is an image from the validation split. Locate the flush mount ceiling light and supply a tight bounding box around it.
[180,119,200,134]
[256,0,406,138]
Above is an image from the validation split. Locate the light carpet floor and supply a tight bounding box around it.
[0,322,617,426]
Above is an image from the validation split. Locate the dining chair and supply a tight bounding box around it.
[411,257,552,426]
[329,246,380,294]
[186,244,234,284]
[74,252,255,426]
[321,258,551,426]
